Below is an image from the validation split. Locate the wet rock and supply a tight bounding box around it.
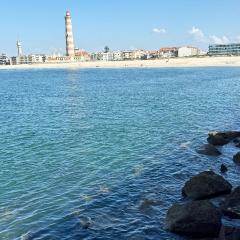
[220,187,240,219]
[207,131,240,146]
[220,164,228,173]
[80,216,94,229]
[182,171,232,200]
[166,200,222,238]
[233,152,240,165]
[208,133,230,146]
[235,143,240,148]
[197,144,221,156]
[233,137,240,144]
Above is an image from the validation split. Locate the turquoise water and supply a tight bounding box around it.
[0,68,240,240]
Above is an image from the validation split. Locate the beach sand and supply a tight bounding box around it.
[1,56,240,70]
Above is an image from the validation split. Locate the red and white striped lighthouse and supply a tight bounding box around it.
[65,10,75,57]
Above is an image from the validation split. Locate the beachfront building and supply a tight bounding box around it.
[113,51,123,61]
[133,50,146,60]
[208,43,240,56]
[122,50,135,60]
[146,50,160,59]
[178,46,201,57]
[11,54,45,65]
[159,47,178,58]
[102,52,114,61]
[74,48,91,61]
[0,54,10,65]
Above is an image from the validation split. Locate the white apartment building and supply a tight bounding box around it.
[11,55,45,65]
[113,51,123,61]
[0,54,10,65]
[178,46,200,57]
[102,52,114,61]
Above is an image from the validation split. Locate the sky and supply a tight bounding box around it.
[1,0,240,56]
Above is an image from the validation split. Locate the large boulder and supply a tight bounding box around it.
[218,226,240,240]
[233,152,240,165]
[220,187,240,219]
[196,144,221,156]
[166,200,222,238]
[182,171,232,200]
[207,131,240,146]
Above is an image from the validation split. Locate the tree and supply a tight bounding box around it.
[104,46,110,53]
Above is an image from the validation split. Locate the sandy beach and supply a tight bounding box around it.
[1,56,240,70]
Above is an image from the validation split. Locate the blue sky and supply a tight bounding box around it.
[1,0,240,55]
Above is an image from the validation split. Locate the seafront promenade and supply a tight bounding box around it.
[1,56,240,70]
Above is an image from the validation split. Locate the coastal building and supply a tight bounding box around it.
[133,50,146,60]
[11,54,45,65]
[122,50,135,60]
[147,50,160,59]
[74,48,91,61]
[178,46,201,57]
[0,54,10,65]
[159,47,178,58]
[208,43,240,56]
[65,11,75,57]
[102,52,114,61]
[113,51,123,61]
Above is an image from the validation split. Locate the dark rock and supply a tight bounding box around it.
[233,152,240,165]
[165,200,222,238]
[207,131,240,146]
[182,171,232,200]
[235,143,240,148]
[220,164,228,173]
[220,187,240,219]
[197,144,221,156]
[80,216,93,229]
[219,226,240,240]
[233,137,240,144]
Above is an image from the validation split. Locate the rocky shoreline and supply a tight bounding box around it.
[165,131,240,239]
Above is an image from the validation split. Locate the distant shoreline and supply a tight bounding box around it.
[1,56,240,70]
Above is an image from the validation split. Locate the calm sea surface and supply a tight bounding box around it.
[1,68,240,240]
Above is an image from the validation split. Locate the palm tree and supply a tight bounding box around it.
[104,46,110,53]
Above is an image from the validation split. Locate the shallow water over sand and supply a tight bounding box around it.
[1,68,240,239]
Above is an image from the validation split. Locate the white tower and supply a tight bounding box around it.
[65,11,75,57]
[16,40,22,56]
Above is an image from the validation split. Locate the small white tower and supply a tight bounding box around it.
[16,40,22,56]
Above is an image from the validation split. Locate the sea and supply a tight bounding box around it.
[1,67,240,240]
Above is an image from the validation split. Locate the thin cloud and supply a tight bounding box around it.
[189,26,205,42]
[189,26,236,45]
[209,35,230,44]
[152,28,166,34]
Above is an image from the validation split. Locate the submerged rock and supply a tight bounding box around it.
[197,144,221,156]
[80,216,94,229]
[166,200,222,238]
[182,171,232,200]
[220,187,240,219]
[139,199,162,211]
[220,164,228,173]
[207,131,240,146]
[233,152,240,165]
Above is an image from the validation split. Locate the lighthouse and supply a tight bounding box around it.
[65,11,75,57]
[16,40,22,56]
